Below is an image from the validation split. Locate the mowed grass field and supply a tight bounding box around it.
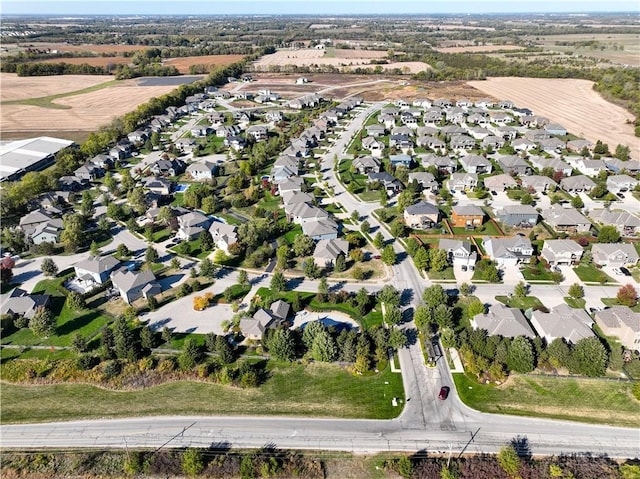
[0,362,405,423]
[453,373,639,428]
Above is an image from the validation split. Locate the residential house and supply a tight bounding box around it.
[559,175,597,194]
[567,158,607,177]
[483,234,534,267]
[110,269,160,304]
[484,174,517,192]
[416,135,446,150]
[128,130,149,144]
[525,129,550,142]
[448,172,478,192]
[607,174,639,194]
[367,172,404,196]
[224,136,247,151]
[589,209,640,237]
[90,154,115,170]
[389,154,412,168]
[240,313,271,341]
[30,219,64,245]
[591,243,640,267]
[530,157,573,177]
[74,162,103,181]
[361,136,385,157]
[352,156,381,174]
[540,239,583,266]
[177,211,212,240]
[175,138,197,153]
[449,135,476,151]
[566,139,594,153]
[420,154,457,175]
[287,202,329,225]
[302,218,339,241]
[594,307,640,351]
[497,156,531,176]
[521,175,557,193]
[530,304,594,344]
[543,205,592,233]
[190,126,211,138]
[471,303,536,338]
[605,158,640,175]
[208,221,238,253]
[366,124,386,137]
[186,161,218,181]
[467,113,490,126]
[389,134,413,149]
[481,136,504,150]
[0,288,51,320]
[451,205,484,228]
[266,110,284,123]
[512,138,537,153]
[459,155,492,174]
[277,177,304,196]
[408,172,438,193]
[281,190,313,207]
[544,123,567,136]
[143,177,172,196]
[433,99,452,108]
[490,111,513,125]
[496,205,539,227]
[271,163,299,183]
[246,125,268,142]
[150,158,186,177]
[216,125,242,138]
[439,239,477,267]
[404,201,440,230]
[74,255,120,287]
[313,238,349,268]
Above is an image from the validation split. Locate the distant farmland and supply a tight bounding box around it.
[163,54,246,73]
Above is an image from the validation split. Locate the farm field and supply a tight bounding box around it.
[38,56,130,67]
[1,42,148,55]
[467,77,639,159]
[163,54,246,73]
[0,74,188,134]
[434,45,524,53]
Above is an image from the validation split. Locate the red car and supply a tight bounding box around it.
[438,386,450,400]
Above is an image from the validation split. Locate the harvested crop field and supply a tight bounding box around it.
[435,45,524,53]
[163,54,246,73]
[37,56,130,67]
[6,42,148,54]
[0,73,113,102]
[468,77,639,158]
[0,76,186,133]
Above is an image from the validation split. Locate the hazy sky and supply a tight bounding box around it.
[2,0,639,15]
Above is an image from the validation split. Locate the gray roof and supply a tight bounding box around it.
[452,204,484,217]
[498,205,539,216]
[314,238,349,261]
[591,243,639,265]
[439,239,472,255]
[405,201,439,216]
[111,269,156,293]
[595,306,640,333]
[530,304,594,344]
[74,255,120,275]
[270,300,291,321]
[589,209,640,228]
[302,218,339,237]
[472,303,536,338]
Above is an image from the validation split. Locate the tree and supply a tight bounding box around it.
[423,284,447,309]
[302,257,320,279]
[67,291,86,311]
[276,245,290,270]
[127,187,147,216]
[178,337,202,371]
[161,326,172,344]
[568,283,584,299]
[513,281,528,298]
[506,336,535,373]
[520,193,534,205]
[270,270,286,293]
[434,304,453,329]
[140,325,156,350]
[113,315,137,361]
[390,220,407,238]
[428,248,448,272]
[617,284,638,307]
[498,445,521,478]
[40,257,58,277]
[569,336,608,377]
[145,246,158,264]
[182,448,204,477]
[29,306,55,337]
[334,253,346,273]
[355,287,371,316]
[107,202,125,221]
[292,234,314,257]
[598,225,621,243]
[116,243,130,259]
[267,328,296,361]
[413,305,433,331]
[459,282,472,296]
[237,269,249,286]
[311,328,337,362]
[170,257,180,269]
[156,206,175,226]
[379,188,388,206]
[199,257,216,278]
[373,232,385,249]
[388,327,408,349]
[381,244,396,265]
[360,220,370,234]
[550,271,564,284]
[317,276,329,302]
[350,210,360,223]
[61,213,85,252]
[614,143,630,160]
[547,337,571,369]
[413,247,429,271]
[467,299,485,318]
[570,195,584,209]
[80,190,95,218]
[89,240,101,258]
[384,305,402,325]
[199,230,214,251]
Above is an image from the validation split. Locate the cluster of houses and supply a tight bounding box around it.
[470,300,640,353]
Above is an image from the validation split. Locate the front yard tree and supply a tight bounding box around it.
[413,247,430,271]
[80,190,95,218]
[237,269,249,286]
[384,305,402,325]
[598,225,621,243]
[381,244,396,265]
[467,299,486,319]
[617,283,638,307]
[360,220,370,234]
[140,325,156,350]
[350,210,360,223]
[378,285,401,306]
[267,328,296,361]
[568,283,585,299]
[116,243,130,258]
[302,257,320,279]
[506,336,535,373]
[199,257,216,278]
[520,193,534,205]
[292,234,315,257]
[276,245,290,270]
[127,187,147,216]
[67,291,86,311]
[569,336,608,377]
[41,257,58,277]
[334,253,346,273]
[459,282,472,296]
[29,306,55,337]
[317,276,329,302]
[145,246,159,264]
[199,230,214,252]
[429,248,448,272]
[61,213,85,252]
[373,232,385,249]
[413,305,433,331]
[89,240,101,257]
[423,284,447,309]
[270,270,287,293]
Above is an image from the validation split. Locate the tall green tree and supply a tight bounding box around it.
[423,284,447,309]
[569,337,608,377]
[29,306,55,337]
[381,244,397,265]
[311,328,337,362]
[506,336,535,373]
[40,257,58,277]
[270,270,286,293]
[267,328,296,361]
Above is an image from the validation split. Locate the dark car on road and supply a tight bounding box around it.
[438,386,450,400]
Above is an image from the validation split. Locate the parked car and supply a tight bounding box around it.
[438,386,450,400]
[612,267,623,276]
[461,265,467,271]
[620,267,632,276]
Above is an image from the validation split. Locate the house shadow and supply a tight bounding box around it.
[157,274,184,289]
[56,310,103,337]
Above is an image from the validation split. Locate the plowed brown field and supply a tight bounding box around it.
[163,55,246,73]
[0,73,113,102]
[468,77,639,158]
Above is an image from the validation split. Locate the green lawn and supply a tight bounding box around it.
[564,297,587,309]
[453,373,638,428]
[450,221,502,237]
[495,295,544,310]
[427,267,455,281]
[573,264,615,284]
[152,227,173,243]
[1,362,404,423]
[521,263,555,282]
[601,297,640,313]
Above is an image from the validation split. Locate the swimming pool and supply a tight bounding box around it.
[174,184,190,193]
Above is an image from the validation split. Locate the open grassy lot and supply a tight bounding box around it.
[453,373,639,428]
[573,264,615,284]
[0,362,404,423]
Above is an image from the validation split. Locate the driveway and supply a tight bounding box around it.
[453,264,474,283]
[500,264,523,285]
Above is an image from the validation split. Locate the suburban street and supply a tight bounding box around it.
[2,99,639,459]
